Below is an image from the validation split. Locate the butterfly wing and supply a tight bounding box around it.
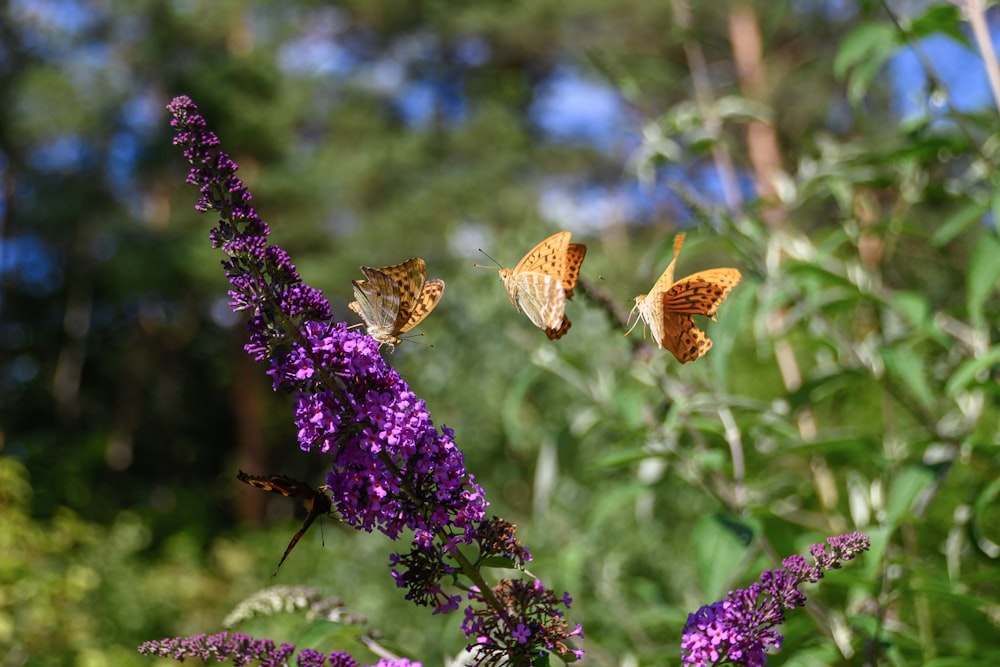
[379,258,428,330]
[399,278,445,333]
[236,470,333,576]
[237,470,316,500]
[510,231,571,277]
[507,272,566,331]
[633,290,711,362]
[351,258,444,345]
[545,314,572,340]
[269,492,331,577]
[662,268,742,319]
[628,234,740,362]
[499,232,577,335]
[647,233,686,297]
[562,243,587,299]
[628,234,685,344]
[350,268,405,346]
[658,312,713,363]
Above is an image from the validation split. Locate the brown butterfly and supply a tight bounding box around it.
[236,470,334,576]
[498,231,587,339]
[349,257,445,349]
[626,233,741,363]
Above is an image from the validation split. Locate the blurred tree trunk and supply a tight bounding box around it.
[231,337,268,521]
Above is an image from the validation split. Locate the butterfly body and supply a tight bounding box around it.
[499,231,587,339]
[349,257,444,349]
[237,470,334,576]
[628,234,741,363]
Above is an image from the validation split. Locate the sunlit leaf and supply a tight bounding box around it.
[833,22,900,106]
[882,346,935,411]
[885,465,936,524]
[692,513,755,601]
[972,476,1000,558]
[909,4,967,45]
[966,234,1000,328]
[931,203,988,247]
[944,345,1000,397]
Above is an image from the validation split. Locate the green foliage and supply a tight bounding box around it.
[0,458,225,666]
[2,0,999,665]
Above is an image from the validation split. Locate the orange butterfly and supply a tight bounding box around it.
[349,257,444,349]
[498,231,587,339]
[626,233,741,363]
[237,470,334,576]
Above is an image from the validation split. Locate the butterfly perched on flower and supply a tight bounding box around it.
[498,231,587,339]
[236,470,334,576]
[626,233,741,363]
[348,257,445,349]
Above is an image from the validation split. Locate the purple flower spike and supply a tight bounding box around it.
[138,632,295,665]
[463,579,584,666]
[681,532,870,667]
[163,95,580,666]
[166,94,486,545]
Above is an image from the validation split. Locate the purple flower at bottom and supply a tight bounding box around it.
[138,632,419,667]
[680,532,870,667]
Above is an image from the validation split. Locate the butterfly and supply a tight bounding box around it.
[236,470,334,576]
[626,233,741,363]
[498,231,587,339]
[349,257,445,349]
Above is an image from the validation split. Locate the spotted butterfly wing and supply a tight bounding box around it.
[627,233,741,363]
[562,243,587,299]
[236,470,333,576]
[349,257,445,348]
[498,231,587,339]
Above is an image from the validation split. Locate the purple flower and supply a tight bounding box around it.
[680,532,870,667]
[163,95,579,665]
[166,93,486,550]
[139,632,417,667]
[462,579,584,666]
[137,632,294,666]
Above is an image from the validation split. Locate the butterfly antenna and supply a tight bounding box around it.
[597,275,632,297]
[473,248,503,269]
[400,332,432,348]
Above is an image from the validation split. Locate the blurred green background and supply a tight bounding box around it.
[2,0,999,665]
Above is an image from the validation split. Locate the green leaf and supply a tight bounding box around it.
[945,345,1000,397]
[931,202,987,247]
[882,346,935,411]
[833,23,899,80]
[966,234,1000,328]
[889,291,931,328]
[533,652,552,667]
[480,555,518,569]
[909,4,967,44]
[923,658,1000,667]
[834,22,900,106]
[972,476,1000,558]
[692,513,755,600]
[885,465,936,524]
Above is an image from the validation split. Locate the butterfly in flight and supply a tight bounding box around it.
[236,470,334,576]
[498,231,587,339]
[626,233,741,363]
[349,257,445,349]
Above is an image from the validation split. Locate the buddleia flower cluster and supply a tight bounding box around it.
[138,632,381,667]
[155,95,581,665]
[681,532,871,667]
